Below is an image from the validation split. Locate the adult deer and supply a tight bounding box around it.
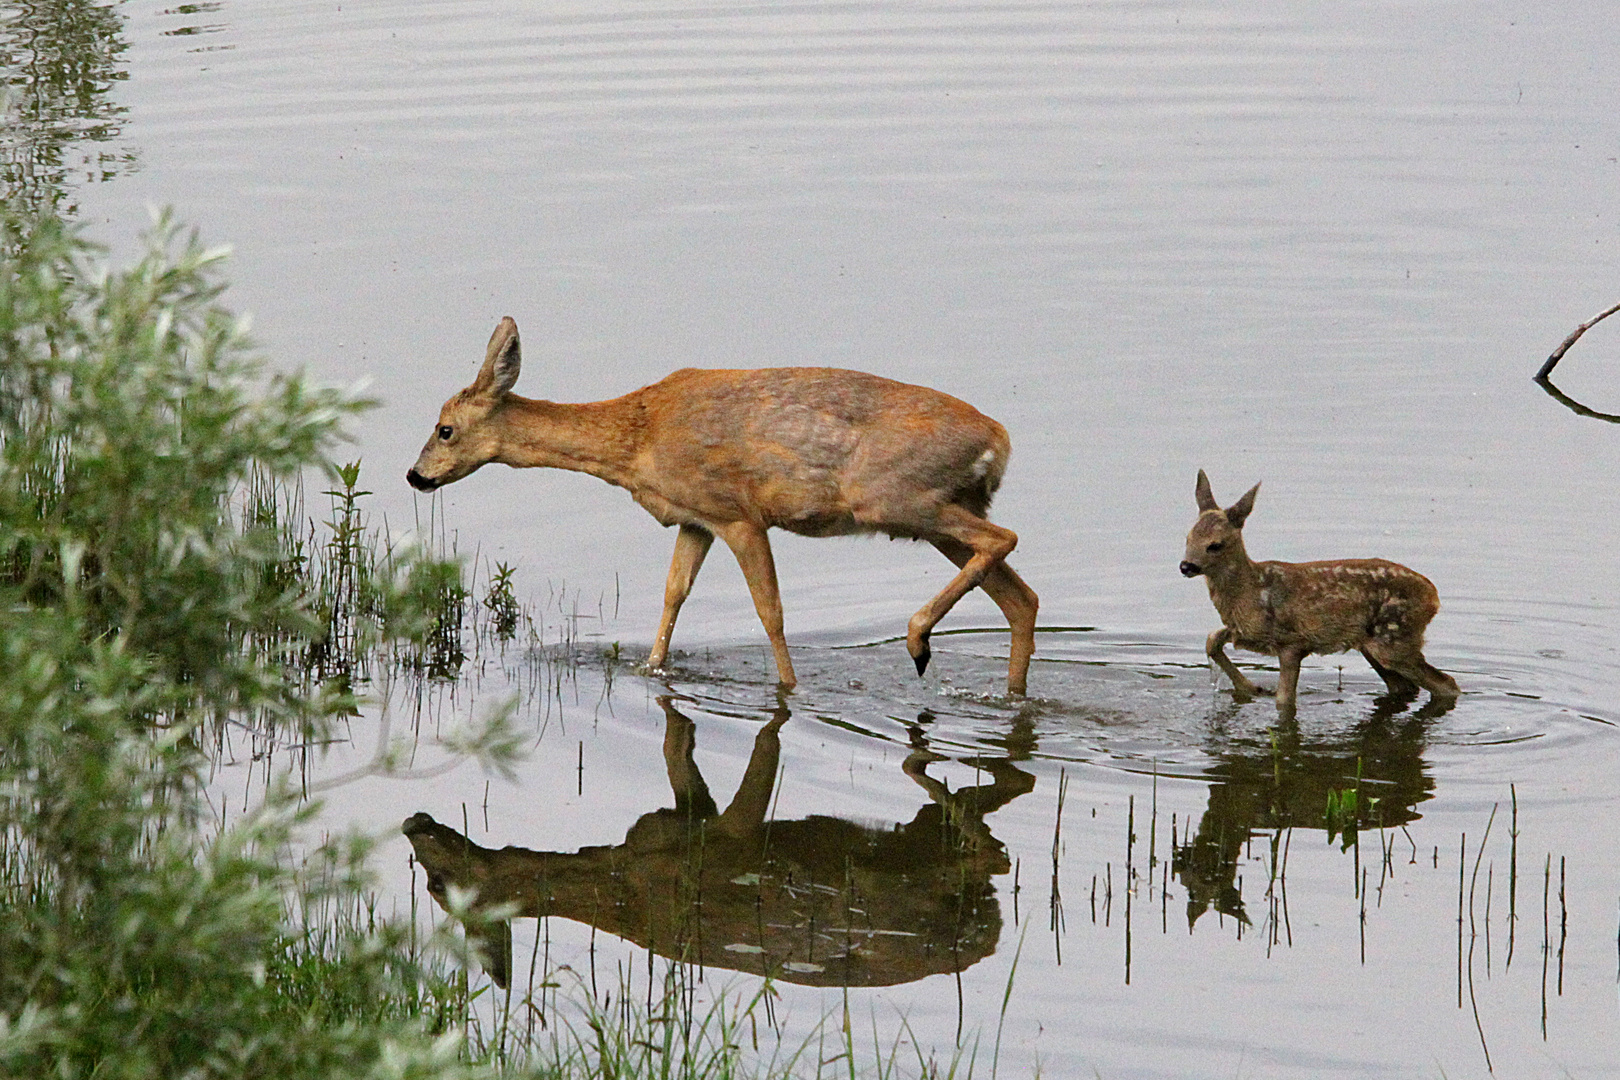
[405,318,1038,694]
[1179,470,1458,714]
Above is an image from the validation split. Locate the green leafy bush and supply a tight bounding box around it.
[0,210,937,1080]
[0,211,492,1078]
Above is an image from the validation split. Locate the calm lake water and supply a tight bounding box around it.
[15,0,1620,1075]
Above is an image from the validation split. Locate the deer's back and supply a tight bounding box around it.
[1222,558,1440,656]
[626,367,1010,536]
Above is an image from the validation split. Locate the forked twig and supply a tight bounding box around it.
[1538,300,1620,379]
[1535,301,1620,423]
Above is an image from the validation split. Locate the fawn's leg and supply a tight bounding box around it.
[909,506,1018,680]
[1365,640,1459,701]
[715,522,797,689]
[1413,660,1460,700]
[1206,627,1268,697]
[929,537,1039,696]
[648,524,714,670]
[1275,645,1309,713]
[1360,648,1419,696]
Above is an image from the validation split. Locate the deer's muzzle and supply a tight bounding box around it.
[406,468,438,491]
[1179,561,1203,578]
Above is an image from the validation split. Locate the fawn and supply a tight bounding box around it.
[406,317,1038,694]
[1179,470,1458,712]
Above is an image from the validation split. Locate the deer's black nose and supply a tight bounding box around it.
[1179,561,1203,578]
[406,468,436,491]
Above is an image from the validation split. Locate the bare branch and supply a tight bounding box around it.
[1536,300,1620,380]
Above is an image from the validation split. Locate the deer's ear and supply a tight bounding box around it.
[1226,482,1260,528]
[1195,469,1218,513]
[473,317,521,398]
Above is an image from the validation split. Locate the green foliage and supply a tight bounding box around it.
[0,209,361,728]
[0,208,960,1079]
[309,458,378,675]
[1323,758,1376,851]
[0,210,492,1078]
[484,561,521,642]
[1323,786,1359,850]
[404,554,469,678]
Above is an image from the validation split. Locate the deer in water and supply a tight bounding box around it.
[1179,470,1458,713]
[406,317,1038,694]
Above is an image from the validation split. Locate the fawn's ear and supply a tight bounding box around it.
[1226,482,1260,528]
[1195,469,1218,513]
[472,317,522,399]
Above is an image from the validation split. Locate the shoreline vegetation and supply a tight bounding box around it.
[0,211,969,1078]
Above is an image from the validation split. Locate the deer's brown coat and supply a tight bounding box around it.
[1180,470,1458,713]
[407,318,1037,693]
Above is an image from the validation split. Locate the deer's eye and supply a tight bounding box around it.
[437,425,454,441]
[1206,541,1225,553]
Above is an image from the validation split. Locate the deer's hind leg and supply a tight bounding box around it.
[1359,648,1419,696]
[929,537,1038,696]
[1365,591,1459,702]
[908,505,1019,686]
[1363,639,1459,702]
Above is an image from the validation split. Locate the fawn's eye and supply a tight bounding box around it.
[437,425,454,441]
[1206,541,1225,553]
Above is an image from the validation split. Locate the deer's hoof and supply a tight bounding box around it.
[911,640,932,677]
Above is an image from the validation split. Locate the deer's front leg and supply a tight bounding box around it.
[1206,627,1268,698]
[648,524,714,670]
[1274,645,1309,713]
[715,522,797,689]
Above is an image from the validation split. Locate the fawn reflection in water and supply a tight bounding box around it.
[1174,692,1452,929]
[404,696,1035,989]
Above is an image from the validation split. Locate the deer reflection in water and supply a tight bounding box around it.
[1174,693,1453,929]
[403,696,1034,989]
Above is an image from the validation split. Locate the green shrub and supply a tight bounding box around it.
[0,210,496,1079]
[0,209,951,1080]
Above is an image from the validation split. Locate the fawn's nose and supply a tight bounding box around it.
[406,468,436,491]
[1179,561,1203,578]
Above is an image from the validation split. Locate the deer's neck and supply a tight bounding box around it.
[492,395,643,487]
[1203,548,1270,626]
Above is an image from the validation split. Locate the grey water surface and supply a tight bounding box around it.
[24,0,1620,1075]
